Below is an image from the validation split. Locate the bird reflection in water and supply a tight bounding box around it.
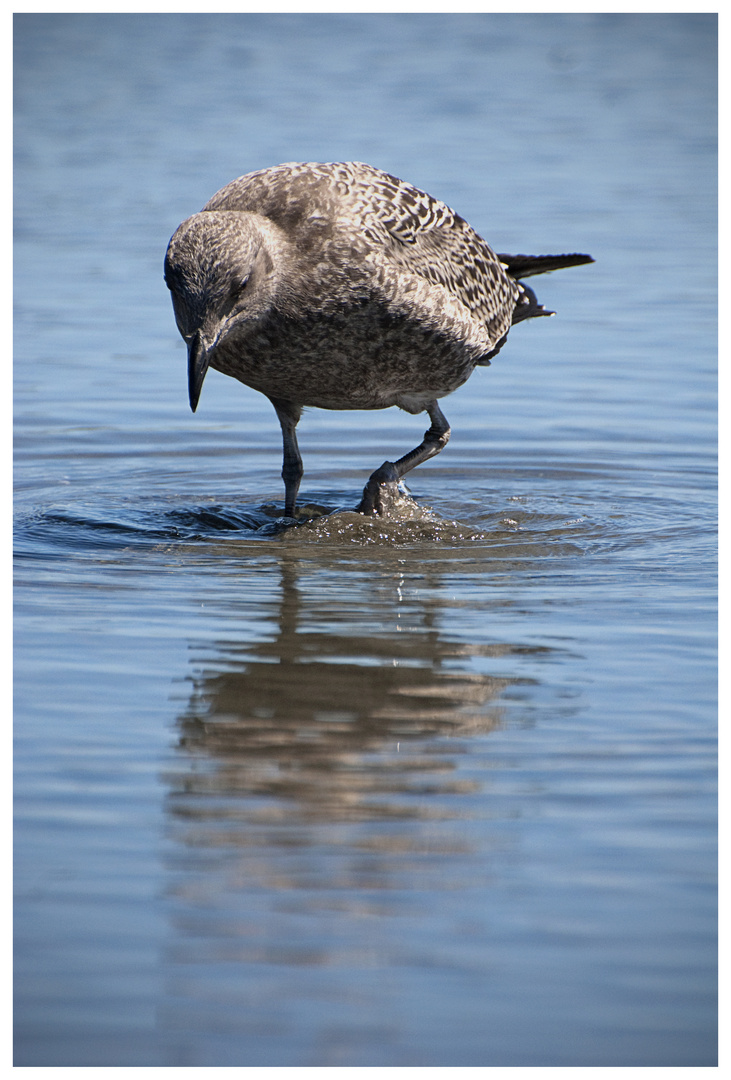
[168,555,538,828]
[159,553,553,1036]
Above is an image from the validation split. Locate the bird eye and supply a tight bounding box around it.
[228,276,249,301]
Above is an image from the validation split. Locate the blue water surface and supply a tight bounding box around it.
[14,13,716,1067]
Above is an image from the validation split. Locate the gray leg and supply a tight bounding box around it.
[358,401,451,516]
[270,398,303,517]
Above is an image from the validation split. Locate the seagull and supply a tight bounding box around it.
[164,161,593,516]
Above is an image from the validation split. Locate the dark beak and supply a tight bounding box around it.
[187,331,210,413]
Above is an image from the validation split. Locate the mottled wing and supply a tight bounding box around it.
[203,162,519,343]
[341,164,519,339]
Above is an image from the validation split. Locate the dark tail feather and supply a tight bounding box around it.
[497,252,594,279]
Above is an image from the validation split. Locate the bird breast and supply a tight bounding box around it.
[209,283,486,412]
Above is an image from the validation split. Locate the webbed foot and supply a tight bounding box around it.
[357,461,403,516]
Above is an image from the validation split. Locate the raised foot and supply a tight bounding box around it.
[357,461,405,516]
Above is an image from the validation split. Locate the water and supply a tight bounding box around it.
[13,13,717,1067]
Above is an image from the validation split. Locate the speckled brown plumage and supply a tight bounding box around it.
[164,161,593,516]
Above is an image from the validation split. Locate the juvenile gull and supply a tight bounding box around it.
[164,161,593,516]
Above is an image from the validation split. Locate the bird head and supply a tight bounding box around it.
[164,211,275,411]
